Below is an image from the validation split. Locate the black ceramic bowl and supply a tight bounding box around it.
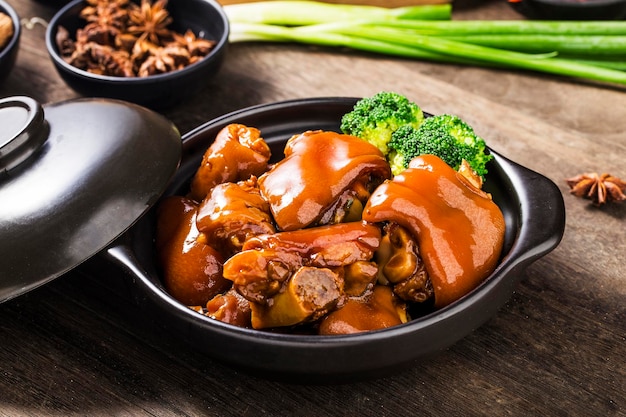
[99,97,566,381]
[45,0,229,109]
[0,0,20,84]
[509,0,626,20]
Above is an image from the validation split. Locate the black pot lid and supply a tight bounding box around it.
[0,96,181,302]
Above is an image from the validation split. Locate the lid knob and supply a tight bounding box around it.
[0,96,48,175]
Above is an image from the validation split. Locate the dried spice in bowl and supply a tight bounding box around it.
[56,0,217,77]
[0,12,13,51]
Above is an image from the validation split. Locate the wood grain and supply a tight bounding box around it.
[0,1,624,416]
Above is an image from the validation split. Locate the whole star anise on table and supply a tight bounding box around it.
[565,172,626,206]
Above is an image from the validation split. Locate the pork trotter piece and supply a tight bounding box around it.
[319,286,408,335]
[196,178,275,258]
[258,130,391,231]
[155,196,231,306]
[222,222,382,329]
[364,154,506,308]
[189,124,271,201]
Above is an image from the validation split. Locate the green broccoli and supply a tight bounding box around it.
[387,114,492,178]
[340,91,424,155]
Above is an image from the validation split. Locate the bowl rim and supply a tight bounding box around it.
[0,0,21,61]
[44,0,230,84]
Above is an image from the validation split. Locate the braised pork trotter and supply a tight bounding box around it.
[364,154,505,308]
[258,130,391,231]
[223,222,382,329]
[189,124,271,201]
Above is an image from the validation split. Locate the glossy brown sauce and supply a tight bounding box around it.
[196,179,275,258]
[189,124,271,201]
[319,286,405,335]
[156,196,231,306]
[363,155,506,308]
[156,126,506,334]
[258,130,390,231]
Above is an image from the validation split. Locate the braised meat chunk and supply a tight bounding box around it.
[196,177,275,258]
[222,222,382,329]
[319,286,408,335]
[204,289,252,328]
[376,222,434,304]
[363,154,505,308]
[257,130,391,231]
[155,196,231,306]
[250,266,344,329]
[189,124,271,201]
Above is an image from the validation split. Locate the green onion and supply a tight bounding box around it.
[224,1,451,25]
[564,58,626,71]
[358,19,626,36]
[230,22,490,66]
[328,24,626,85]
[224,1,626,88]
[436,35,626,56]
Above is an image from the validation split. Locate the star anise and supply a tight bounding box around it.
[115,32,138,52]
[79,0,129,46]
[56,0,216,78]
[81,0,130,21]
[171,29,216,62]
[65,41,134,77]
[127,0,174,45]
[566,172,626,206]
[56,25,75,58]
[137,43,190,76]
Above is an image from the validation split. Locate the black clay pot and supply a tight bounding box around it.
[94,97,566,381]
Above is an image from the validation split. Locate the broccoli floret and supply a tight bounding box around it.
[388,114,492,178]
[340,91,424,155]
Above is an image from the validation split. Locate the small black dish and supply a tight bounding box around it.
[92,97,566,381]
[0,0,20,84]
[509,0,626,20]
[45,0,229,109]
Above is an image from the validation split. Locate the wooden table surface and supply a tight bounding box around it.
[1,0,625,416]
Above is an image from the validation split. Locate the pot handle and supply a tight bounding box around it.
[496,151,566,268]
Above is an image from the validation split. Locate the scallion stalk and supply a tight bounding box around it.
[437,34,626,56]
[294,21,626,56]
[230,22,489,66]
[564,57,626,71]
[224,1,626,88]
[361,19,626,36]
[224,1,451,26]
[328,25,626,86]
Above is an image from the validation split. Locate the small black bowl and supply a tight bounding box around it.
[0,0,20,84]
[97,97,566,381]
[45,0,229,109]
[509,0,626,20]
